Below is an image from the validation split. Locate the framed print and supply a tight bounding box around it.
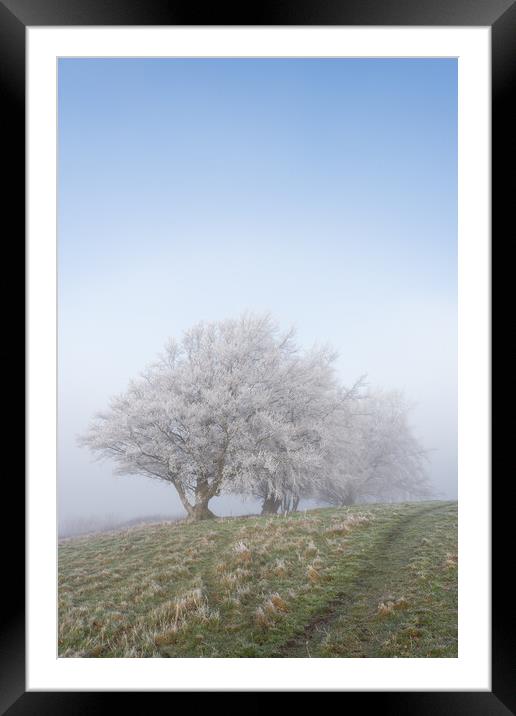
[1,0,508,711]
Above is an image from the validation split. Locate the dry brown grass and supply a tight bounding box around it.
[269,593,289,612]
[219,567,251,588]
[255,606,271,629]
[304,539,318,557]
[58,503,459,658]
[233,541,252,564]
[377,596,409,616]
[444,552,457,568]
[307,565,321,583]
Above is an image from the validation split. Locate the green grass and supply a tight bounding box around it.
[58,500,457,658]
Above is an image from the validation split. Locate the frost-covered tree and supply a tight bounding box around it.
[318,389,432,506]
[250,373,365,515]
[79,314,355,520]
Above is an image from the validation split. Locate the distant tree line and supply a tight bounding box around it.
[80,314,431,521]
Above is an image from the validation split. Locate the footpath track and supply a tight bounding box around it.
[279,502,453,657]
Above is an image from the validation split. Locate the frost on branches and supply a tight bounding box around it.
[79,314,431,520]
[318,389,432,507]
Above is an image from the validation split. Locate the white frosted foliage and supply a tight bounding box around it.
[79,313,431,519]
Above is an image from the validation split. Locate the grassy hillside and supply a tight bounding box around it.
[58,501,457,658]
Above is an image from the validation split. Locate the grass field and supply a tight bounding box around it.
[58,500,457,658]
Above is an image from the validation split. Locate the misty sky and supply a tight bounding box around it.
[58,58,457,529]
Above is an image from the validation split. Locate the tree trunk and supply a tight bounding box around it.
[261,496,281,515]
[340,492,356,506]
[170,477,217,522]
[185,479,217,521]
[188,502,216,521]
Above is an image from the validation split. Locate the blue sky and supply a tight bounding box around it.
[58,58,457,526]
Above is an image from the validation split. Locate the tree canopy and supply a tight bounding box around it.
[80,314,431,520]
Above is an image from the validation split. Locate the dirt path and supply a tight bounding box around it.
[279,502,450,657]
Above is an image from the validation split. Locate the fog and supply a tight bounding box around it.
[58,58,457,534]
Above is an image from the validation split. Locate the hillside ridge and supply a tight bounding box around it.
[59,500,457,658]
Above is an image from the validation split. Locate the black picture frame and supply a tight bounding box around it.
[3,0,506,711]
